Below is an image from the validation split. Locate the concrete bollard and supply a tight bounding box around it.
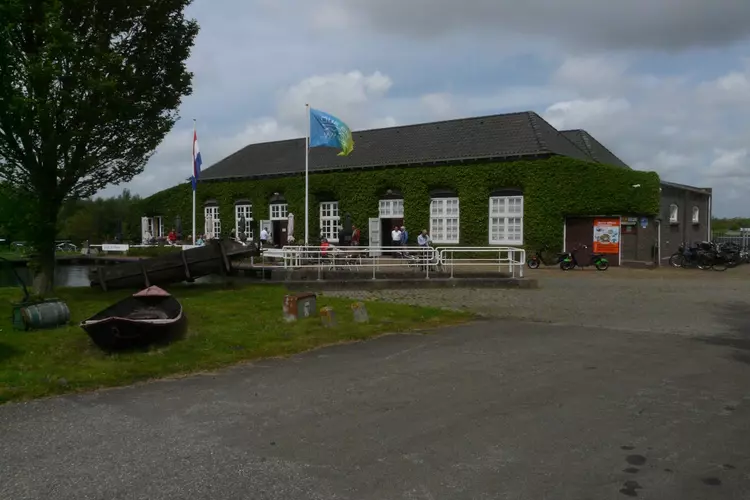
[320,306,336,328]
[351,302,369,323]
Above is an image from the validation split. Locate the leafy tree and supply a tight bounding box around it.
[0,0,199,293]
[711,217,750,233]
[0,182,33,241]
[59,189,143,243]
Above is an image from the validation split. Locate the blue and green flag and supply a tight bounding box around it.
[309,108,354,156]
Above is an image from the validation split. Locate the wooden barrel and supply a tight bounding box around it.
[21,301,71,330]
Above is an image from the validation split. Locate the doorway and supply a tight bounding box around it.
[381,218,404,255]
[271,219,288,247]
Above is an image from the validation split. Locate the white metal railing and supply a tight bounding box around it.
[435,247,526,278]
[249,244,525,280]
[255,245,440,279]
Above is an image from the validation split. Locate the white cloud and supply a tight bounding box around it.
[96,1,750,217]
[276,71,394,130]
[708,149,748,178]
[544,98,632,129]
[419,93,455,118]
[317,0,750,51]
[551,56,630,91]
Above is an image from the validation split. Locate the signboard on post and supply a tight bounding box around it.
[101,244,129,253]
[593,218,620,254]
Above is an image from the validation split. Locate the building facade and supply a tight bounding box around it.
[143,111,712,266]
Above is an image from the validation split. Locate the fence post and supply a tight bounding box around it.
[425,247,430,279]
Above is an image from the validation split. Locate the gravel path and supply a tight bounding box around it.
[323,267,750,337]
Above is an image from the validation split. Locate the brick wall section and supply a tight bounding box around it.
[659,183,711,261]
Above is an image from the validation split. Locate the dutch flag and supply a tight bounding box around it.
[193,129,202,180]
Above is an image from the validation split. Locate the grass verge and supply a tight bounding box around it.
[0,284,472,404]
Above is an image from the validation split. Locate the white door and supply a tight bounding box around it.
[204,215,213,239]
[260,220,271,242]
[141,217,149,244]
[369,217,381,257]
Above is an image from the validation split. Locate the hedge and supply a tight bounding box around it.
[140,156,660,251]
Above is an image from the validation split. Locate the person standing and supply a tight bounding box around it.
[400,226,409,251]
[260,226,269,248]
[391,226,401,256]
[351,225,360,246]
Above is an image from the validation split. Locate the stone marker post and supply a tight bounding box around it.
[351,302,369,323]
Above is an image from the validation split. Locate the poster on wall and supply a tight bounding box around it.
[593,218,620,254]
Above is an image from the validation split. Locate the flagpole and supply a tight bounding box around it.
[192,119,197,245]
[305,103,310,245]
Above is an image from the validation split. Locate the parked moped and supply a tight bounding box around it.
[560,244,609,271]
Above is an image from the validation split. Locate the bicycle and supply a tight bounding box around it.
[526,245,568,269]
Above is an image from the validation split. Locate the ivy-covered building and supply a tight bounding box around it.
[142,111,712,266]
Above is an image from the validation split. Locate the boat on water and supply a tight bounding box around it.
[80,286,187,351]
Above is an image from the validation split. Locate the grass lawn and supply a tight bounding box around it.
[0,284,472,404]
[0,251,26,261]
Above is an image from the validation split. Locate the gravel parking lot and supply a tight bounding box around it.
[3,266,750,500]
[323,266,750,337]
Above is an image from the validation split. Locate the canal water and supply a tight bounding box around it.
[0,265,229,289]
[0,265,92,288]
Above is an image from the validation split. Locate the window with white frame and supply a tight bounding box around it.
[270,203,288,220]
[141,216,164,243]
[146,216,164,238]
[235,204,253,239]
[379,199,404,218]
[692,206,699,224]
[204,206,220,238]
[430,198,460,243]
[669,203,679,223]
[489,196,524,245]
[320,201,340,242]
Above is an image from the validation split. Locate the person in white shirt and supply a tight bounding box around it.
[260,227,269,248]
[391,226,401,256]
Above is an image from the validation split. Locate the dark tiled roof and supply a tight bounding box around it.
[200,111,597,181]
[660,180,712,195]
[560,129,631,169]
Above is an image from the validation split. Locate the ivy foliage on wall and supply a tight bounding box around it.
[141,156,660,250]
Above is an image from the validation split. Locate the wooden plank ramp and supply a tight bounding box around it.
[89,240,258,290]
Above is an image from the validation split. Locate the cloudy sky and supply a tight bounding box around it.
[101,0,750,217]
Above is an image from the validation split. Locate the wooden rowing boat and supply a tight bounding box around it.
[80,286,187,351]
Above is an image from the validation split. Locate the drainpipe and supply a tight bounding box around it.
[707,193,712,241]
[656,218,661,266]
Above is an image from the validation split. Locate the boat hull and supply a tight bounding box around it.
[80,286,187,351]
[81,313,187,351]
